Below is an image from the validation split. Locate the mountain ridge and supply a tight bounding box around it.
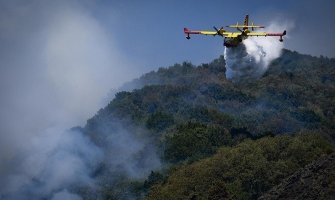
[80,48,335,199]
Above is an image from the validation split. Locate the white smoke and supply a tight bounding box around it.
[1,128,102,200]
[51,189,83,200]
[225,22,293,81]
[0,1,160,199]
[104,127,161,179]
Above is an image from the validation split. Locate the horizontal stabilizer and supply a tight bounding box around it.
[227,25,265,28]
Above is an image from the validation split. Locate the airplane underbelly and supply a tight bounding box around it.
[223,37,242,48]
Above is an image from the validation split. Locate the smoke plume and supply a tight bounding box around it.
[1,128,103,200]
[224,23,291,81]
[0,1,160,199]
[103,127,161,179]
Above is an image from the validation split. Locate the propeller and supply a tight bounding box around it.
[213,26,224,37]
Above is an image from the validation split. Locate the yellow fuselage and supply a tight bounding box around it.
[224,33,248,48]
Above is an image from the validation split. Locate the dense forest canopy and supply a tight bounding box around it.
[80,49,335,199]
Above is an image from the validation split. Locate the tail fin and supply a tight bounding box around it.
[243,14,249,30]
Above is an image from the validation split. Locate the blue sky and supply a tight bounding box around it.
[1,0,334,76]
[88,0,334,70]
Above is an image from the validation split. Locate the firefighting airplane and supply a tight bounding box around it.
[184,15,286,48]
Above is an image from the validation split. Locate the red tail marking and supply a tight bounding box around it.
[267,30,287,36]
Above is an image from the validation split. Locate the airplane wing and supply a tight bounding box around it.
[197,30,218,36]
[246,32,267,36]
[246,31,286,37]
[183,28,216,37]
[184,28,241,39]
[266,30,287,37]
[246,30,286,41]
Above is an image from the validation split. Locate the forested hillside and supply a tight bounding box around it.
[260,153,335,200]
[81,49,335,199]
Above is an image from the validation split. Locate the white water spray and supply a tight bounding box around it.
[224,23,292,81]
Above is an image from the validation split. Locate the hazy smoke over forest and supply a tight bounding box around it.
[2,128,103,199]
[0,1,159,199]
[224,23,292,81]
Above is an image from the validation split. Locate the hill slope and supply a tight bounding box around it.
[146,134,333,200]
[260,153,335,200]
[89,49,335,138]
[80,49,335,199]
